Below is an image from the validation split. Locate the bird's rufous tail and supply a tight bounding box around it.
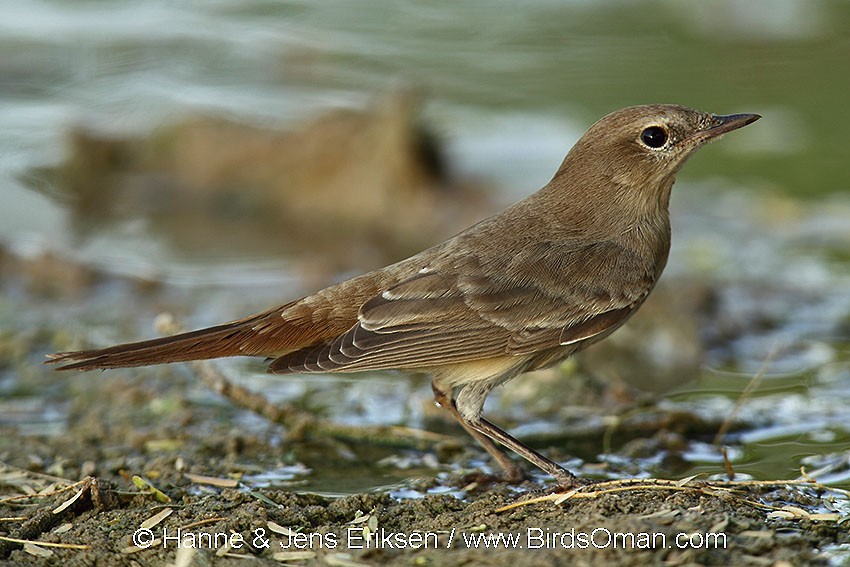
[46,312,272,371]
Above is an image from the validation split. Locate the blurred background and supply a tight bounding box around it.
[1,0,849,490]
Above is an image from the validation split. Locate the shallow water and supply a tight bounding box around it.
[2,1,849,491]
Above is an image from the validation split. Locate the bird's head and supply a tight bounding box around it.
[553,104,760,215]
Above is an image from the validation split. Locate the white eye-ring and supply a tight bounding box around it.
[639,125,669,149]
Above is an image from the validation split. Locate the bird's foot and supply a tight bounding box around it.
[458,467,526,487]
[551,475,595,493]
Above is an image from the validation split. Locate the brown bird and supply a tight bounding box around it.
[48,104,760,486]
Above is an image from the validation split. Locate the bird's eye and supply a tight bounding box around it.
[640,126,668,149]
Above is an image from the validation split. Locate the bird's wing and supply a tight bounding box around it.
[268,239,656,373]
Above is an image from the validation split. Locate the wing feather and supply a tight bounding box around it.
[269,239,658,375]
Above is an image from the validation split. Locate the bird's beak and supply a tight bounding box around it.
[692,112,761,143]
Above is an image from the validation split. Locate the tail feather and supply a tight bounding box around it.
[47,315,270,371]
[47,274,389,372]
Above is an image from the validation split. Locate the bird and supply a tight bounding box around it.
[48,104,760,486]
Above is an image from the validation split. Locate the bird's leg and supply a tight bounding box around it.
[470,416,578,488]
[447,379,579,487]
[432,383,526,482]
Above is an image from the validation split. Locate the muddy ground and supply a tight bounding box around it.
[2,102,849,566]
[1,341,848,566]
